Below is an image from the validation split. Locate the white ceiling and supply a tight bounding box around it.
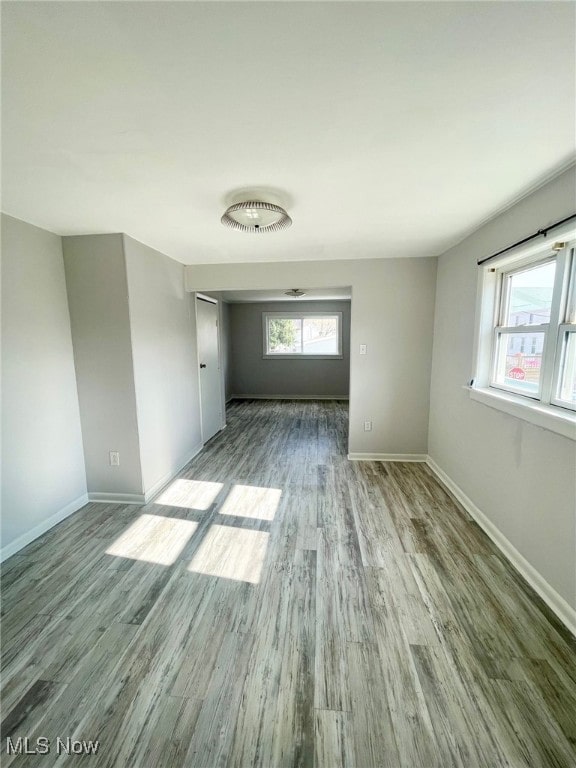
[220,287,352,303]
[2,2,575,266]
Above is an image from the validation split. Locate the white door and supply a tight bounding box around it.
[196,297,222,443]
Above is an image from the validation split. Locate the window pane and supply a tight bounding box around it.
[267,318,301,353]
[302,316,338,354]
[558,332,576,404]
[505,261,556,326]
[494,331,545,395]
[567,247,576,324]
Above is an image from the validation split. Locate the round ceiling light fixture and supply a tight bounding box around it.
[221,201,292,234]
[284,289,306,298]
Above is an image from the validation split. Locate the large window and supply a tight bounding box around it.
[263,312,343,358]
[478,238,576,414]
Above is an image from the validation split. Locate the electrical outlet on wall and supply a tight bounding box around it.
[364,420,372,432]
[109,451,120,466]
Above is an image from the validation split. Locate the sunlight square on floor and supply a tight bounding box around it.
[155,478,224,510]
[218,484,282,521]
[187,525,269,584]
[105,513,198,565]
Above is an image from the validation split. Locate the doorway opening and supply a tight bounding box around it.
[199,287,351,429]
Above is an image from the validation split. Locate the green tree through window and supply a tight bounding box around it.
[268,318,297,351]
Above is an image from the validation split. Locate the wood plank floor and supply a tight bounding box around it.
[1,399,575,767]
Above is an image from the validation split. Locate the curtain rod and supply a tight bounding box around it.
[477,213,576,266]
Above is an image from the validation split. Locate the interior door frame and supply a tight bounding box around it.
[195,293,225,443]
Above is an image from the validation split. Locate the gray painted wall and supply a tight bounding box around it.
[63,234,144,496]
[1,215,87,555]
[186,258,437,455]
[124,235,202,495]
[429,165,576,610]
[63,233,206,500]
[221,300,232,403]
[228,301,351,398]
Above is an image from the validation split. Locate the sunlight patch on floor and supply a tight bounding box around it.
[106,513,198,565]
[187,525,269,584]
[155,478,224,510]
[218,484,282,521]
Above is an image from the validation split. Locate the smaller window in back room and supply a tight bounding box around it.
[263,312,343,359]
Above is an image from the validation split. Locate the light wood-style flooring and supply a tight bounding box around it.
[1,400,575,767]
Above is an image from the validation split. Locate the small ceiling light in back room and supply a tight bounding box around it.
[221,201,292,234]
[284,289,306,298]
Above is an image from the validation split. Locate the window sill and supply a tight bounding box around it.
[263,355,343,360]
[469,387,576,441]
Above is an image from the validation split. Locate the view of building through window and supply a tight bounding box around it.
[487,241,576,410]
[495,261,555,395]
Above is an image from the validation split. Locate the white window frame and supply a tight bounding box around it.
[262,312,343,359]
[489,253,558,402]
[551,325,576,408]
[471,229,576,440]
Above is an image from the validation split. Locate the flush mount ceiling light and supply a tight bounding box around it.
[284,288,307,298]
[221,201,292,234]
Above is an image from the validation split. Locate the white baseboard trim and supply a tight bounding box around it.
[230,394,349,401]
[87,443,205,507]
[426,456,576,638]
[87,492,146,504]
[0,493,89,563]
[348,453,428,462]
[143,442,204,503]
[0,443,207,562]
